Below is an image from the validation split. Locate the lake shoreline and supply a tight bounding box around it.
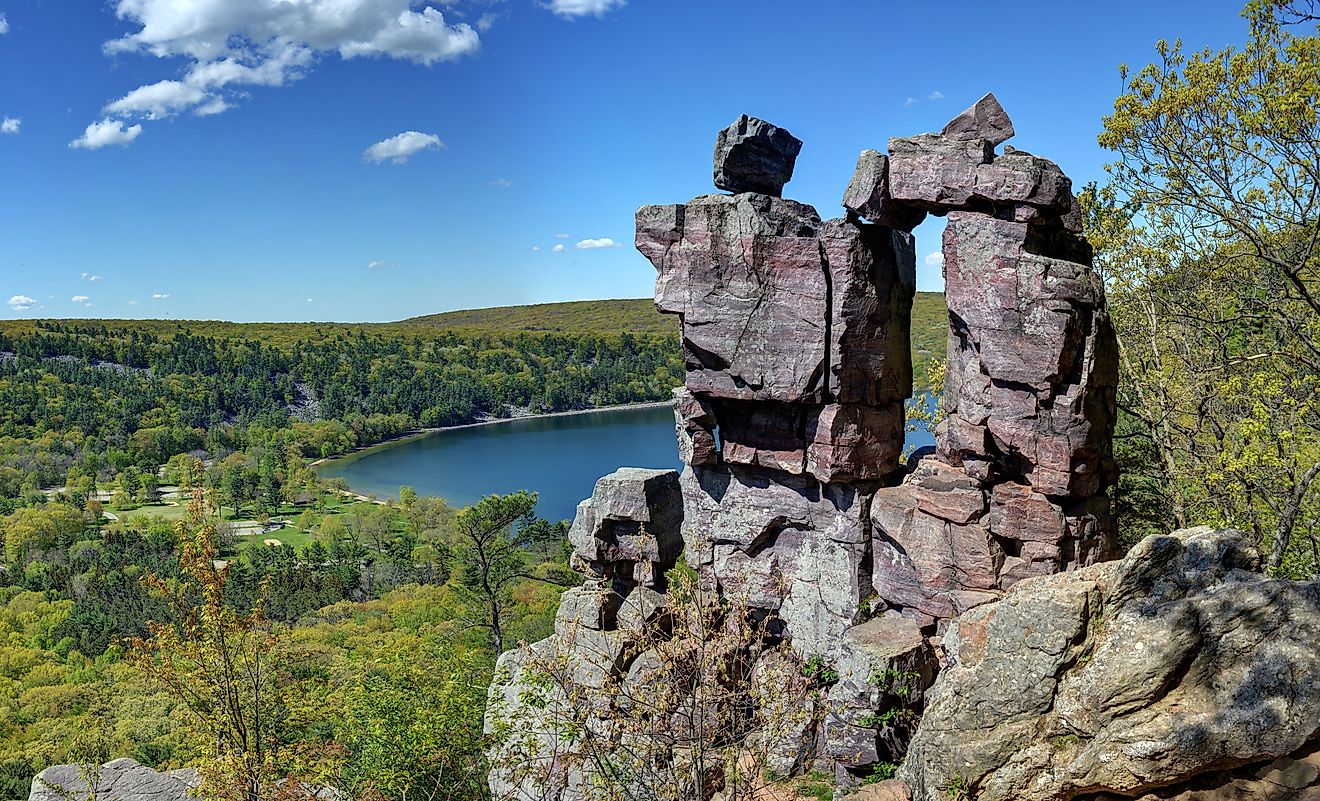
[309,400,675,468]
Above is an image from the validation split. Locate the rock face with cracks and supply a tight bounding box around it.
[900,527,1320,801]
[483,95,1311,801]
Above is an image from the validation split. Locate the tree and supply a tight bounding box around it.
[137,472,160,505]
[338,644,491,801]
[127,491,309,801]
[452,491,569,654]
[1093,0,1320,574]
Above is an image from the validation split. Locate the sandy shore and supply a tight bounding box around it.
[309,400,674,468]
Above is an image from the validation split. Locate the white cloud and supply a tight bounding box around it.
[127,299,139,305]
[306,298,314,303]
[152,292,170,299]
[194,97,231,116]
[531,246,541,252]
[81,272,102,282]
[928,90,944,100]
[0,13,7,34]
[70,119,143,149]
[0,117,19,134]
[363,130,444,164]
[367,259,393,270]
[71,295,90,303]
[555,233,570,239]
[904,97,915,107]
[924,252,945,267]
[7,295,36,312]
[490,178,513,187]
[476,13,497,32]
[552,244,565,253]
[105,79,206,120]
[546,0,625,18]
[575,237,619,250]
[85,1,480,136]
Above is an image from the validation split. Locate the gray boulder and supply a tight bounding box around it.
[567,467,683,591]
[900,527,1320,801]
[713,114,803,196]
[30,759,197,801]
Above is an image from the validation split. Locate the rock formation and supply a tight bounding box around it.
[486,96,1315,801]
[901,527,1320,801]
[30,759,199,801]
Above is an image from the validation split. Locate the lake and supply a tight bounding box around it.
[317,403,937,523]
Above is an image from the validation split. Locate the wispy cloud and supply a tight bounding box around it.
[367,259,393,271]
[152,292,170,299]
[555,233,570,239]
[81,272,102,282]
[7,295,36,312]
[531,246,541,252]
[105,80,207,120]
[71,295,90,303]
[0,117,19,134]
[928,90,944,100]
[575,237,619,250]
[904,97,915,107]
[552,244,565,253]
[924,252,945,267]
[70,119,143,149]
[490,178,513,187]
[363,131,444,164]
[546,0,625,18]
[0,13,8,35]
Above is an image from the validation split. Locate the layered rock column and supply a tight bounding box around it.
[846,93,1120,628]
[638,114,917,658]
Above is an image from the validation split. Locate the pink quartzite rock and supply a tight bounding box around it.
[822,218,916,407]
[672,386,719,465]
[568,468,684,592]
[712,399,808,475]
[842,150,927,231]
[639,179,914,482]
[887,134,994,210]
[640,193,827,403]
[805,403,904,484]
[938,211,1118,497]
[870,482,1003,626]
[910,458,986,526]
[713,114,803,197]
[680,462,872,657]
[940,92,1015,146]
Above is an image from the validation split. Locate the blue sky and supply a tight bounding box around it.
[0,0,1248,323]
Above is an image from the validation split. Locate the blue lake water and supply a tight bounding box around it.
[318,403,937,523]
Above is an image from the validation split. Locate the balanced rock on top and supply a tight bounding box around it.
[713,114,803,196]
[939,91,1015,145]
